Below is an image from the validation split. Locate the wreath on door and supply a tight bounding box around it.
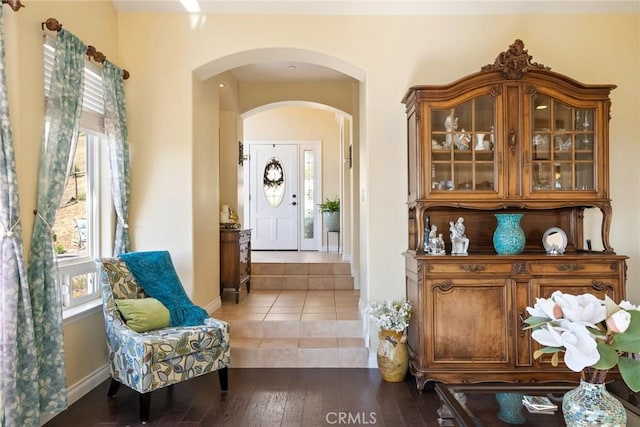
[263,157,285,188]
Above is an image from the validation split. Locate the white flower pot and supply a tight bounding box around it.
[323,211,340,232]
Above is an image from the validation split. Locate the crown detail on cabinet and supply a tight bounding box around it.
[482,39,551,80]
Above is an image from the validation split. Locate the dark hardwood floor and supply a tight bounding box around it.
[44,369,442,426]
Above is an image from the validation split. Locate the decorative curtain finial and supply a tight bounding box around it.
[87,45,106,64]
[41,18,130,80]
[42,17,62,32]
[2,0,25,12]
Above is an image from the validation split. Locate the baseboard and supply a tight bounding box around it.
[368,351,377,368]
[205,296,222,314]
[40,364,110,426]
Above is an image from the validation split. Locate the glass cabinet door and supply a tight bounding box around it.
[530,94,595,192]
[429,95,496,193]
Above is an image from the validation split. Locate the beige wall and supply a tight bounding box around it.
[115,11,639,337]
[239,81,357,115]
[244,105,341,199]
[4,3,640,401]
[243,105,343,248]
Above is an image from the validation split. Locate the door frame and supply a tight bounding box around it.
[243,140,322,251]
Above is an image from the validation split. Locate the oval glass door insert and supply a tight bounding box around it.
[263,156,285,207]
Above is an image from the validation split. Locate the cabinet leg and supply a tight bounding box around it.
[235,287,240,304]
[246,279,250,294]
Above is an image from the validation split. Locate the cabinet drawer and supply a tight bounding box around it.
[529,261,621,275]
[424,262,512,275]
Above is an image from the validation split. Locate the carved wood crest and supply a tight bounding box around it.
[481,39,551,80]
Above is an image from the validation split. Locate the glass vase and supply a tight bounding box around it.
[562,372,627,427]
[496,392,527,424]
[377,329,409,382]
[492,213,525,255]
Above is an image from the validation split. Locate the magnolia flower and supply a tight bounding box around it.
[619,300,639,311]
[552,291,607,327]
[531,321,600,372]
[525,292,640,393]
[526,296,562,320]
[607,310,632,333]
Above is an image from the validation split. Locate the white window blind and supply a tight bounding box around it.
[44,35,105,133]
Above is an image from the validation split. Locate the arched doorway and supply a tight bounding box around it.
[242,102,352,254]
[193,48,365,286]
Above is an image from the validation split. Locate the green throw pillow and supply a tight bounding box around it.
[115,297,170,332]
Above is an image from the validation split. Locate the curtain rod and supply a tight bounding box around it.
[2,0,25,11]
[42,17,130,80]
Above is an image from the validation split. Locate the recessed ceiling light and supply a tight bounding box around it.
[219,83,225,88]
[179,0,200,13]
[288,65,297,70]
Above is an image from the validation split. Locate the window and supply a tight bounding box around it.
[45,37,110,311]
[52,131,103,308]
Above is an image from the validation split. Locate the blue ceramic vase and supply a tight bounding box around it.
[496,392,527,424]
[492,213,525,255]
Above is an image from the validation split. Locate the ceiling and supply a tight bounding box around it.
[112,1,639,16]
[229,61,352,83]
[111,1,639,84]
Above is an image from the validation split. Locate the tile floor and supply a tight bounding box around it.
[212,252,368,367]
[251,250,345,263]
[214,289,362,321]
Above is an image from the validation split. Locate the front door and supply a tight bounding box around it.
[250,144,299,249]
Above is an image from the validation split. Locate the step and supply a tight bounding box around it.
[214,289,368,368]
[251,262,354,290]
[226,317,368,368]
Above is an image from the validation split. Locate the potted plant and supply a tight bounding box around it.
[318,196,340,232]
[366,299,412,382]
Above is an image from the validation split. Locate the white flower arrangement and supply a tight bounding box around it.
[366,299,412,332]
[525,290,640,391]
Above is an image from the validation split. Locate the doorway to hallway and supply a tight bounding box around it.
[245,141,322,251]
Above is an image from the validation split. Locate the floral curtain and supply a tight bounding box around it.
[102,61,131,255]
[0,6,39,427]
[25,28,86,420]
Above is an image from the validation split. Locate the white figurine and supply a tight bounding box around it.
[449,217,469,255]
[455,129,471,150]
[444,115,458,149]
[427,225,446,255]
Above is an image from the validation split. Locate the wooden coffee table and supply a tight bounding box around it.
[435,382,640,427]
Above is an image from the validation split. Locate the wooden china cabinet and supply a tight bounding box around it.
[402,40,628,390]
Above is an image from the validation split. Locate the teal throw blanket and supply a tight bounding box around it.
[120,250,208,327]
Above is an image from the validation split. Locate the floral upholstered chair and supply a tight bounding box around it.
[97,254,230,424]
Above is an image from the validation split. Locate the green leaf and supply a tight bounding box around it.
[612,339,640,353]
[613,311,640,345]
[618,356,640,392]
[523,316,551,328]
[591,342,618,370]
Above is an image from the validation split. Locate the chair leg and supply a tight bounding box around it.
[218,367,229,392]
[139,392,151,424]
[107,378,120,398]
